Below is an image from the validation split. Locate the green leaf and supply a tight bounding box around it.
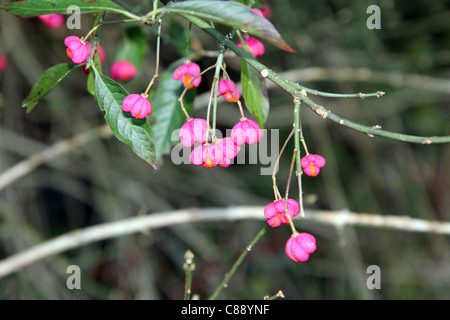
[0,0,135,18]
[157,0,294,52]
[151,61,196,163]
[93,69,157,167]
[114,25,148,72]
[241,59,269,128]
[22,63,79,112]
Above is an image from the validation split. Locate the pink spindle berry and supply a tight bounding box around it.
[179,118,209,148]
[121,94,152,119]
[110,60,137,81]
[218,79,240,103]
[190,144,220,168]
[39,14,64,29]
[231,118,261,145]
[64,36,89,64]
[285,233,317,262]
[213,137,241,167]
[264,199,300,227]
[237,37,265,57]
[0,55,8,72]
[173,62,202,89]
[300,154,326,177]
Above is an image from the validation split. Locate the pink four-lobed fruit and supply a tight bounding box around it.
[264,199,300,227]
[231,118,261,145]
[301,154,326,177]
[179,118,209,148]
[173,62,202,89]
[285,233,317,262]
[121,94,152,119]
[218,79,240,103]
[64,36,89,64]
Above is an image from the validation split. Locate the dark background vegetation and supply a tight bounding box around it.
[0,0,449,299]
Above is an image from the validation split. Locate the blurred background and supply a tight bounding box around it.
[0,0,449,299]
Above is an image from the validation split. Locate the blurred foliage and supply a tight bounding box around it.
[0,0,449,299]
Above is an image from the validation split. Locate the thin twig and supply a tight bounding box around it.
[183,249,195,300]
[271,129,294,201]
[208,225,270,300]
[293,97,305,218]
[0,206,449,279]
[185,18,450,144]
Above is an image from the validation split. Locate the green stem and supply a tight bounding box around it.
[272,129,294,201]
[143,19,162,96]
[184,268,193,300]
[184,15,450,144]
[211,48,226,141]
[209,225,270,300]
[205,78,216,143]
[185,22,192,60]
[294,98,305,217]
[284,149,299,234]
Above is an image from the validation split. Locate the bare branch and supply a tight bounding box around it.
[0,206,449,279]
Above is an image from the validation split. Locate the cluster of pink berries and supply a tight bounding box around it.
[180,116,261,168]
[62,4,271,121]
[264,197,317,263]
[173,60,262,168]
[263,153,325,262]
[59,4,322,265]
[263,198,317,262]
[64,35,146,118]
[64,35,137,81]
